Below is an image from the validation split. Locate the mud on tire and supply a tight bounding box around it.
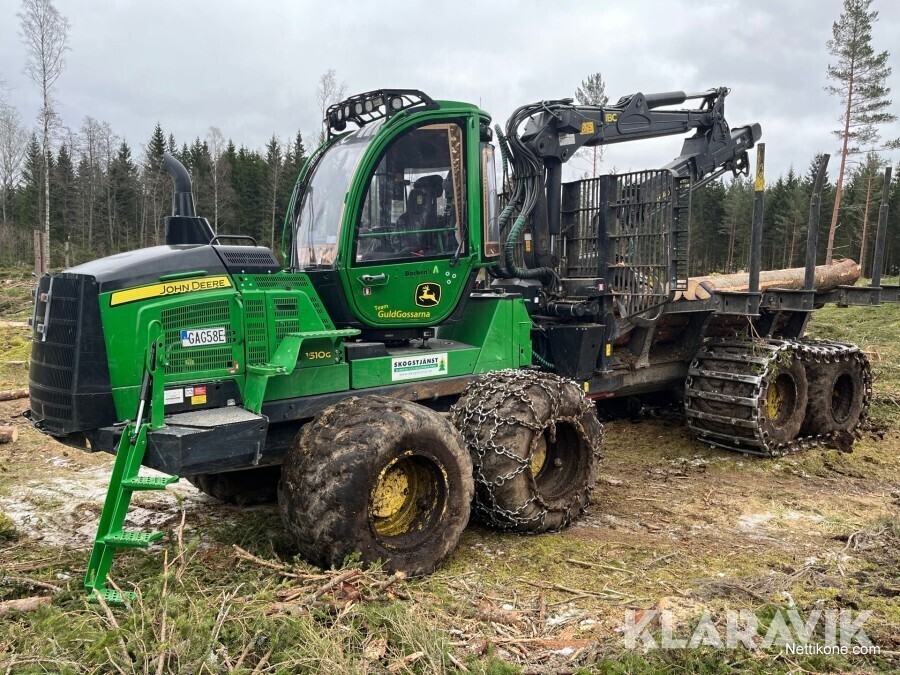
[450,369,603,533]
[186,466,281,506]
[686,341,809,454]
[802,351,871,436]
[278,396,473,576]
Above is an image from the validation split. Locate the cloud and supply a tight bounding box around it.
[0,0,896,178]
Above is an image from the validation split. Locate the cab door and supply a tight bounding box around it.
[342,120,474,328]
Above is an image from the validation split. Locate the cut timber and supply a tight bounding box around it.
[0,596,51,617]
[0,426,18,444]
[0,389,28,402]
[678,259,860,300]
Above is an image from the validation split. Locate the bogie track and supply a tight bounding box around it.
[685,338,872,457]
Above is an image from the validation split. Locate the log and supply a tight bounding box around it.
[679,259,860,300]
[0,389,28,402]
[0,426,18,444]
[0,596,51,617]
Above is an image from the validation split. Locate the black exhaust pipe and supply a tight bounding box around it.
[163,152,196,218]
[162,152,214,245]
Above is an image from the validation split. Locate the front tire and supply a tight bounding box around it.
[451,370,603,533]
[278,396,473,576]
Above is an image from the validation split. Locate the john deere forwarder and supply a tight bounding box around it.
[26,88,896,604]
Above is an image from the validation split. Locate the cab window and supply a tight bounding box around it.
[355,122,466,263]
[482,143,500,258]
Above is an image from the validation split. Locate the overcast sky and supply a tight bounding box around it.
[1,0,899,182]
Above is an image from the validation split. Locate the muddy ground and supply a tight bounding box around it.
[0,275,898,673]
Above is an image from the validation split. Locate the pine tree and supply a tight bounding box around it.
[850,152,885,276]
[824,0,899,265]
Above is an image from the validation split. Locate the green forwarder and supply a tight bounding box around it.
[25,88,895,604]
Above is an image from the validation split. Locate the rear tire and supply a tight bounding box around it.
[802,355,869,436]
[186,466,280,506]
[451,370,603,533]
[758,354,809,446]
[278,396,473,575]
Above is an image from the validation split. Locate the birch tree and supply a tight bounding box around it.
[315,69,347,147]
[574,73,609,178]
[207,126,226,233]
[18,0,70,271]
[0,102,28,223]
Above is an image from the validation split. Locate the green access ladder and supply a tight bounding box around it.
[85,328,177,606]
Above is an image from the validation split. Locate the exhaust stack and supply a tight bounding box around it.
[162,152,214,245]
[162,152,196,217]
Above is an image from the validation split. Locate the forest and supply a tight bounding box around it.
[1,120,899,278]
[0,121,309,269]
[1,0,899,279]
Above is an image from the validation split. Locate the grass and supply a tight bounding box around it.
[1,295,899,672]
[0,274,34,321]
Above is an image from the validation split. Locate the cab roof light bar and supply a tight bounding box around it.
[326,89,438,137]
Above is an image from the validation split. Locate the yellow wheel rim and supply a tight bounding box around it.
[371,455,431,538]
[531,434,548,477]
[766,381,782,420]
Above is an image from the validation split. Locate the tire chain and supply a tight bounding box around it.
[449,369,603,530]
[685,337,872,457]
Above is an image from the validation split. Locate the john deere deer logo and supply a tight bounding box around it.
[415,282,441,307]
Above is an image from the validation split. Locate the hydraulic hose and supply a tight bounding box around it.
[494,124,510,177]
[532,350,556,370]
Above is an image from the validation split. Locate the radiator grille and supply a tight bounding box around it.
[161,299,235,375]
[244,297,269,365]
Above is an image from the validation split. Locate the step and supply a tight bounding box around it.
[122,475,179,491]
[89,587,137,607]
[102,529,164,548]
[288,328,361,339]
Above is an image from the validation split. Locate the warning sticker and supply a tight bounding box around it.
[391,352,448,382]
[164,389,184,405]
[559,133,576,146]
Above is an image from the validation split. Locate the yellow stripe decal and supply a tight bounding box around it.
[754,145,765,192]
[110,275,232,306]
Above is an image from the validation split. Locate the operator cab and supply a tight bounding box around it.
[289,90,499,339]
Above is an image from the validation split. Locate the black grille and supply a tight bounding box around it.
[214,245,280,273]
[29,273,116,436]
[223,250,278,266]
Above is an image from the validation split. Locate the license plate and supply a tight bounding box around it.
[181,327,227,347]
